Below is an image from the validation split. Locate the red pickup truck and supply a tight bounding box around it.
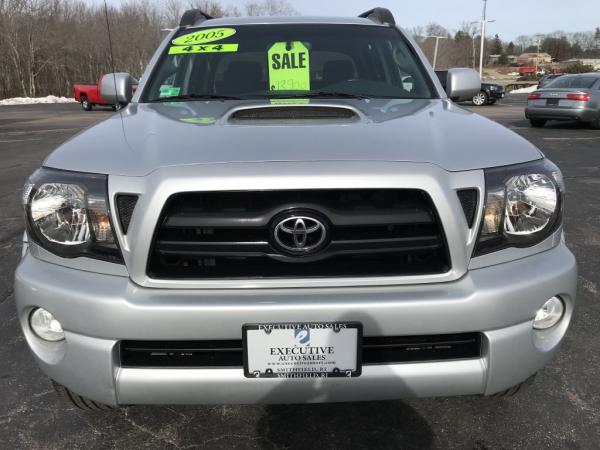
[73,75,115,111]
[73,75,137,111]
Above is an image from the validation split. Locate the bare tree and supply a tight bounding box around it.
[246,0,298,16]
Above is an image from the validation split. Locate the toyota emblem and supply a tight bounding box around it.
[273,215,328,254]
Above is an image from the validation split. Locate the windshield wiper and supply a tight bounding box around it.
[269,92,369,100]
[149,94,246,102]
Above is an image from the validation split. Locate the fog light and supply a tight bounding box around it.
[30,308,65,341]
[533,297,565,330]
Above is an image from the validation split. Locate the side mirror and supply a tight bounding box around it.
[444,68,481,102]
[101,73,136,105]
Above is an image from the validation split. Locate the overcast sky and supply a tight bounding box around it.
[97,0,598,41]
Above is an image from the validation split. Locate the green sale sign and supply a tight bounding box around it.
[268,41,311,91]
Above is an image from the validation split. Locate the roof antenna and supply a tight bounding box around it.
[103,0,118,106]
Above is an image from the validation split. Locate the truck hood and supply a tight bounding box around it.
[45,98,542,176]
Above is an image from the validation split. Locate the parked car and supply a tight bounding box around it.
[435,71,504,106]
[538,73,564,89]
[526,73,600,128]
[73,75,137,111]
[17,7,576,410]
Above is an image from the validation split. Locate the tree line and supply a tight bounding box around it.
[0,0,297,99]
[412,22,600,69]
[1,1,599,99]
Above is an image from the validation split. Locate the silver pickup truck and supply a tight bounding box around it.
[16,8,576,410]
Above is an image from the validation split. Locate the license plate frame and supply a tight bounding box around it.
[242,322,363,379]
[546,98,559,106]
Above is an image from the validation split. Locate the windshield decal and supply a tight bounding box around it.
[172,28,237,46]
[169,43,239,55]
[159,86,180,97]
[268,41,310,91]
[180,117,217,124]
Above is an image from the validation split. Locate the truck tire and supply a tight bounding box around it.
[51,380,116,411]
[530,119,547,128]
[490,374,537,398]
[80,95,92,111]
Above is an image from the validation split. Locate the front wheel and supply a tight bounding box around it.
[472,91,488,106]
[80,95,92,111]
[52,380,116,411]
[530,119,547,128]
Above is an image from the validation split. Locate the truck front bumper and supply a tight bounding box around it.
[15,243,577,406]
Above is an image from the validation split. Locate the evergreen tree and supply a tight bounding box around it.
[506,42,516,56]
[491,34,504,55]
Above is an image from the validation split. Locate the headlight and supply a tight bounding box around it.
[23,168,122,262]
[475,159,564,256]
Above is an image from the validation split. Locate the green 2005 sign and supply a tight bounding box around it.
[172,28,237,46]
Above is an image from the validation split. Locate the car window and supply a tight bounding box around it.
[546,76,597,89]
[144,24,436,101]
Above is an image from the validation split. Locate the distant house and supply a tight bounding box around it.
[488,54,502,64]
[517,52,553,65]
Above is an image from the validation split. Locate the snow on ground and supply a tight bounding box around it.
[0,95,76,106]
[509,85,538,94]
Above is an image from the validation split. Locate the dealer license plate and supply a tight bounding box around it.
[243,322,362,378]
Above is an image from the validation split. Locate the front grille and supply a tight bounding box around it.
[148,189,450,279]
[120,333,482,368]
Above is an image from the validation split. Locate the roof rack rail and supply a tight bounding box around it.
[359,7,396,25]
[179,9,213,27]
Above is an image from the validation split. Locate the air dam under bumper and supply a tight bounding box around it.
[15,243,576,406]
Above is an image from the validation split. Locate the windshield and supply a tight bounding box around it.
[545,76,598,89]
[143,24,436,102]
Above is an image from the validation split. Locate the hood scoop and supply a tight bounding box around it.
[228,105,361,124]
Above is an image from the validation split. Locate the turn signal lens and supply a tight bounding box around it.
[533,297,565,330]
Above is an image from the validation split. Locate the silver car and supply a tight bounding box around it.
[16,8,576,409]
[526,73,600,128]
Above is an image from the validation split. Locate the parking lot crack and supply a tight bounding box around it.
[0,288,14,304]
[122,408,194,449]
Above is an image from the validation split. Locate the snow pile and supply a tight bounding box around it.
[0,95,76,106]
[509,85,538,94]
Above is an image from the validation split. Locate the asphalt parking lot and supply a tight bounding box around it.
[1,96,599,449]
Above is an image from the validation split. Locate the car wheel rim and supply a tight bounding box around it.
[473,93,486,105]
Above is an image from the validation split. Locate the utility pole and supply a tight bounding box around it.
[478,0,487,78]
[535,36,542,74]
[478,0,496,79]
[426,35,448,69]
